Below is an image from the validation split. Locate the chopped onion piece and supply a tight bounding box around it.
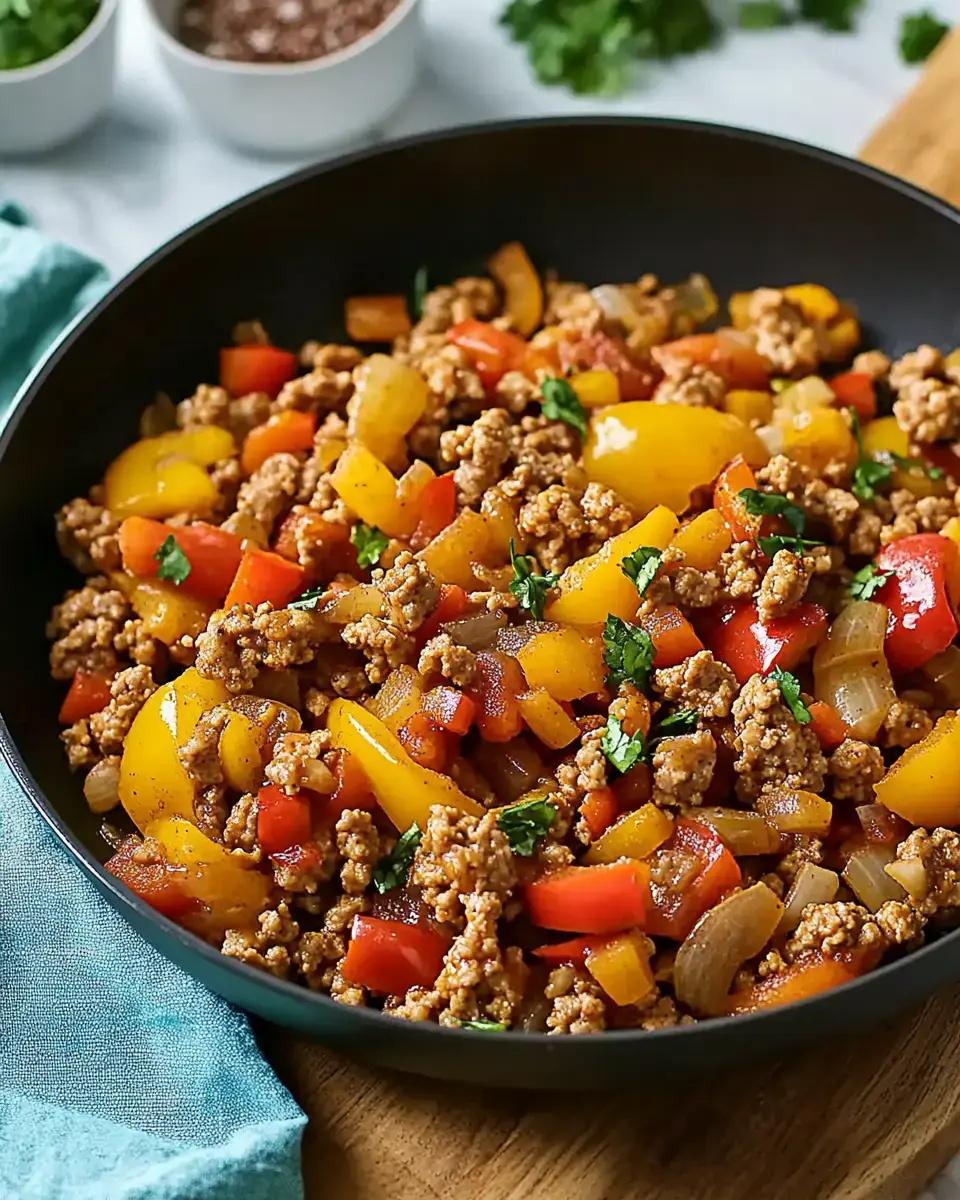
[843,845,905,911]
[774,376,835,422]
[855,803,909,846]
[370,665,423,734]
[694,807,781,856]
[323,585,384,625]
[757,423,785,456]
[777,862,840,933]
[755,788,833,835]
[591,285,640,332]
[921,645,960,708]
[139,392,177,438]
[674,883,784,1017]
[884,858,928,900]
[814,601,888,669]
[813,601,895,739]
[442,610,509,650]
[84,758,121,814]
[668,274,719,324]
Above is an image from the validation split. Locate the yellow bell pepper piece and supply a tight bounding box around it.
[104,427,236,519]
[545,505,678,626]
[670,509,731,572]
[571,369,620,409]
[875,714,960,827]
[585,402,767,516]
[586,930,656,1007]
[782,407,856,475]
[584,804,674,866]
[728,292,751,330]
[331,442,411,538]
[783,284,841,323]
[147,816,270,935]
[516,689,580,749]
[488,241,543,337]
[218,710,267,795]
[131,579,214,647]
[942,517,960,553]
[516,628,605,702]
[119,667,230,832]
[861,414,910,459]
[417,508,495,589]
[723,389,773,428]
[327,699,483,827]
[825,313,861,360]
[315,436,347,473]
[349,355,429,470]
[481,485,526,556]
[370,665,424,734]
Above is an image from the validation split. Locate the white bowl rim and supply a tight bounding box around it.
[0,0,118,83]
[143,0,420,76]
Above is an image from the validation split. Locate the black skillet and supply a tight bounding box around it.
[6,118,960,1091]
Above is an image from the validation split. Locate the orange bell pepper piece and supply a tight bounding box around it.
[639,604,704,668]
[725,952,860,1014]
[655,332,769,388]
[241,410,316,476]
[224,549,306,610]
[59,670,113,724]
[447,320,527,388]
[487,241,543,337]
[579,786,620,842]
[410,472,457,551]
[415,583,469,648]
[421,685,476,735]
[516,689,580,750]
[713,455,761,543]
[807,701,849,751]
[829,371,876,420]
[467,651,526,742]
[523,861,650,935]
[344,295,412,342]
[220,345,297,398]
[104,835,197,922]
[397,711,455,774]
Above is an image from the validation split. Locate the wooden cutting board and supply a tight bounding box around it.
[260,33,960,1200]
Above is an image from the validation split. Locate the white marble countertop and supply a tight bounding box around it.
[7,0,960,274]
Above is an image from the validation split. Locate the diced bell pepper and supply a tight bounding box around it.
[104,427,236,519]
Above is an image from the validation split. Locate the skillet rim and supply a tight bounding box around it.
[7,114,960,1051]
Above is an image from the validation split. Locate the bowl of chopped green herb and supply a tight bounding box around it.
[0,0,119,155]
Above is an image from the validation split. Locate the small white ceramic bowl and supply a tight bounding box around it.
[0,0,119,156]
[144,0,423,156]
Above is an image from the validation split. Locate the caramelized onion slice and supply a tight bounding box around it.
[777,862,840,933]
[694,807,781,856]
[755,788,833,836]
[843,845,906,911]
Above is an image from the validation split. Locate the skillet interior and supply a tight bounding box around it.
[6,118,960,1089]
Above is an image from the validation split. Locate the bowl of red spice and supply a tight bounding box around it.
[144,0,422,155]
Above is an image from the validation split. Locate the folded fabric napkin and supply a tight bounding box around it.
[0,204,306,1200]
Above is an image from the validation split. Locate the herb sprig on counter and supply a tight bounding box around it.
[0,0,100,71]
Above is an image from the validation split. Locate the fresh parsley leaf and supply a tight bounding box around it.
[620,546,663,596]
[412,265,429,319]
[351,523,389,569]
[153,535,191,586]
[770,666,812,724]
[540,375,588,438]
[288,586,326,611]
[758,534,826,557]
[509,539,559,620]
[739,487,806,535]
[602,615,656,691]
[900,9,950,62]
[849,562,894,601]
[738,1,789,28]
[880,450,945,482]
[0,0,99,70]
[372,823,421,894]
[600,713,647,775]
[456,1019,508,1031]
[496,797,557,856]
[798,0,863,32]
[655,708,700,737]
[849,407,893,502]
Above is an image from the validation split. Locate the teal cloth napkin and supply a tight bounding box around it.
[0,204,307,1200]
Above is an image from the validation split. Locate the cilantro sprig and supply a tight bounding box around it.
[770,666,811,724]
[509,540,559,620]
[739,487,806,535]
[0,0,100,70]
[372,823,421,894]
[620,546,663,596]
[602,615,656,691]
[849,408,893,502]
[900,10,950,63]
[497,797,557,856]
[153,535,191,586]
[655,708,700,737]
[412,265,429,319]
[288,586,326,611]
[541,376,588,438]
[456,1019,508,1032]
[351,523,389,570]
[758,534,826,558]
[600,709,702,774]
[849,562,894,601]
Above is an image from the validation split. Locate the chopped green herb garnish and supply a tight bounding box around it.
[770,666,812,724]
[655,707,700,737]
[497,797,557,856]
[351,523,389,569]
[602,615,656,691]
[738,1,789,28]
[372,823,421,894]
[153,535,191,586]
[758,534,826,558]
[798,0,863,32]
[849,562,894,601]
[0,0,100,70]
[412,265,429,318]
[288,586,326,611]
[739,487,806,535]
[620,546,663,596]
[600,713,647,775]
[849,407,893,502]
[900,9,950,63]
[879,450,945,482]
[456,1019,508,1031]
[509,539,559,620]
[540,375,588,438]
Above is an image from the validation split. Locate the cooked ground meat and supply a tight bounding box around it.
[652,358,726,408]
[195,602,332,692]
[47,577,129,681]
[651,729,715,808]
[418,634,477,688]
[652,651,738,720]
[55,497,121,573]
[336,808,379,895]
[341,612,416,685]
[827,739,885,805]
[222,902,300,979]
[545,965,606,1035]
[732,674,826,802]
[440,408,518,508]
[718,540,763,600]
[411,805,517,927]
[892,345,960,443]
[745,287,828,377]
[264,729,335,794]
[223,792,258,852]
[756,546,832,624]
[894,827,960,917]
[373,551,438,634]
[234,452,301,533]
[881,698,935,749]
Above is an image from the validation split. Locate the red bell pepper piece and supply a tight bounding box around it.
[330,750,376,811]
[421,685,476,735]
[257,785,313,858]
[579,786,620,841]
[829,371,876,420]
[410,473,457,551]
[725,951,861,1014]
[559,331,662,401]
[807,700,849,751]
[341,915,450,995]
[104,836,197,922]
[224,549,307,610]
[397,711,455,773]
[639,604,704,668]
[611,762,653,810]
[523,860,649,934]
[699,599,827,686]
[467,651,526,742]
[241,410,317,476]
[119,516,244,602]
[532,935,610,966]
[875,533,960,672]
[918,442,960,486]
[645,818,742,941]
[270,841,326,873]
[713,456,762,543]
[220,344,298,398]
[58,670,113,724]
[447,320,528,388]
[416,583,470,649]
[656,332,769,389]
